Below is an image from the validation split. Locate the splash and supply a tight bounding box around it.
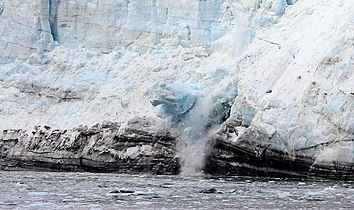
[178,19,250,175]
[178,77,238,175]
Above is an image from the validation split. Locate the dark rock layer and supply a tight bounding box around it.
[0,119,180,175]
[2,117,353,179]
[204,121,354,180]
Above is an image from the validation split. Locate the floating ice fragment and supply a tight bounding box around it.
[110,189,135,194]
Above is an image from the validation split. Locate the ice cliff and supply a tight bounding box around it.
[0,0,353,179]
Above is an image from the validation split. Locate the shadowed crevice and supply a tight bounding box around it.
[0,1,4,16]
[49,0,59,42]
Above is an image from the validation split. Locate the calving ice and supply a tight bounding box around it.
[0,0,353,179]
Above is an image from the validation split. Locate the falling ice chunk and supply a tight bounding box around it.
[150,84,198,121]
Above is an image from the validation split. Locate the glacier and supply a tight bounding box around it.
[0,0,353,179]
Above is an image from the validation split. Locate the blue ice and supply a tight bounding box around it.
[151,84,199,121]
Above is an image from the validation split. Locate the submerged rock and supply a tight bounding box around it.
[0,119,180,175]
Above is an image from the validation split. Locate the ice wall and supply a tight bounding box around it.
[1,0,270,131]
[30,0,227,54]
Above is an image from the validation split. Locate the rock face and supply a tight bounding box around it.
[0,119,179,174]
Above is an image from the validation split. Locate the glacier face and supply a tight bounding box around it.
[54,0,226,52]
[0,0,353,177]
[0,0,257,132]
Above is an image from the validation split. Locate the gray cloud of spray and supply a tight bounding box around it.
[177,20,249,176]
[178,77,239,175]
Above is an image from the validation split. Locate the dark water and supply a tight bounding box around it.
[0,171,353,209]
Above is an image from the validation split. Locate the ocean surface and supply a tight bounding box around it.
[0,171,353,209]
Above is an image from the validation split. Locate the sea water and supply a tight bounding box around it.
[0,171,353,209]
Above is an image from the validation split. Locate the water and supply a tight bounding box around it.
[0,171,353,209]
